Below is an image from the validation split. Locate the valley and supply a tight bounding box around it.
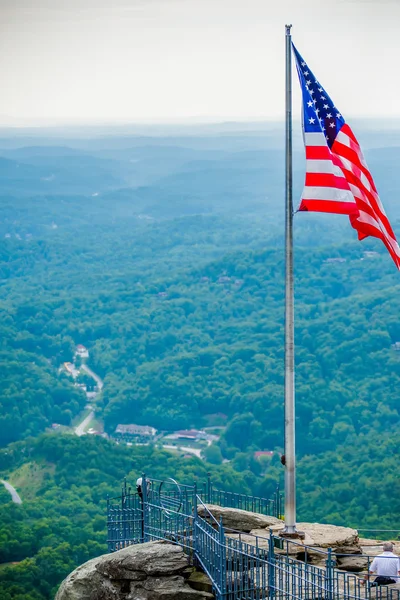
[0,122,400,599]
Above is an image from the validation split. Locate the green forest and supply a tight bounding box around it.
[0,123,400,598]
[0,434,249,600]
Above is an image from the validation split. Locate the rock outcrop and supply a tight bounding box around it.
[197,504,281,532]
[199,504,366,571]
[55,541,214,600]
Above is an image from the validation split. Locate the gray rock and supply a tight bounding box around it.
[197,504,281,532]
[55,555,120,600]
[335,555,369,572]
[129,575,214,599]
[335,545,362,555]
[294,523,359,548]
[187,571,214,594]
[55,542,214,600]
[334,544,366,572]
[96,541,188,579]
[249,521,359,550]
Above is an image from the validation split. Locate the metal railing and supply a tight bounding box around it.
[106,476,400,600]
[358,530,400,541]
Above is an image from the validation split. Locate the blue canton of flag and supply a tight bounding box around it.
[293,45,345,148]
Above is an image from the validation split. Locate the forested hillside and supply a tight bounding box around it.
[0,122,400,599]
[0,434,247,600]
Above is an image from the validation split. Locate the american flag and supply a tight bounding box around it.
[293,44,400,269]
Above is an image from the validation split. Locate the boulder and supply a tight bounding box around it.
[334,545,367,572]
[197,504,281,532]
[129,575,212,600]
[95,541,188,579]
[55,541,214,600]
[291,522,358,549]
[197,508,358,550]
[55,555,118,600]
[335,555,369,572]
[246,523,361,568]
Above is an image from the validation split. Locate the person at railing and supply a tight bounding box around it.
[361,542,400,587]
[136,477,144,500]
[136,477,151,501]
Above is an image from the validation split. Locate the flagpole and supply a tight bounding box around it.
[282,23,297,536]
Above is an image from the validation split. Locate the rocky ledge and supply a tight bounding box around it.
[55,541,214,600]
[198,504,369,571]
[197,503,281,532]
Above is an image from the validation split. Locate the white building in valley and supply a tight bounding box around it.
[75,344,89,359]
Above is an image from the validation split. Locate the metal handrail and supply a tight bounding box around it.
[196,493,220,529]
[106,477,400,600]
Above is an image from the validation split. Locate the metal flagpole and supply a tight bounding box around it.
[281,23,301,537]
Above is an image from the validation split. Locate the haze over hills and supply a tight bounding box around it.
[0,121,400,599]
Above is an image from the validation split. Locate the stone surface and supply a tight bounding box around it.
[360,541,400,556]
[129,574,214,600]
[246,523,363,569]
[295,522,359,548]
[187,571,214,594]
[197,504,281,532]
[335,555,369,572]
[335,545,362,555]
[227,532,270,551]
[259,521,359,549]
[198,506,358,551]
[55,541,214,600]
[95,541,188,579]
[55,555,119,600]
[270,522,359,549]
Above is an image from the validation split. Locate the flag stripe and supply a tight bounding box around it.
[305,158,348,177]
[305,173,353,190]
[299,199,357,214]
[303,132,327,146]
[293,42,400,268]
[305,146,332,160]
[336,143,396,239]
[301,185,356,202]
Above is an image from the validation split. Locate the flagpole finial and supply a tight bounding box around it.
[285,24,292,35]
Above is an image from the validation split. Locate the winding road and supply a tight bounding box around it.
[162,444,203,458]
[1,480,22,504]
[81,364,103,390]
[73,364,103,436]
[74,411,95,436]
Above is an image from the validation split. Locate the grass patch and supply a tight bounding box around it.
[158,445,180,455]
[71,408,91,427]
[87,416,104,433]
[8,461,55,501]
[0,561,22,571]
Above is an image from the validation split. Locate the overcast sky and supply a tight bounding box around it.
[0,0,397,125]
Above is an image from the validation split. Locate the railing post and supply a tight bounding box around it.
[193,482,198,561]
[106,495,110,552]
[219,517,226,598]
[207,472,212,503]
[142,473,148,542]
[122,479,127,545]
[268,529,276,600]
[325,547,334,600]
[273,483,280,519]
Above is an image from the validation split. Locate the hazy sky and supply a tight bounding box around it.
[0,0,398,125]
